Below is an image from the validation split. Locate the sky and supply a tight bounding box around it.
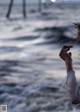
[0,0,37,4]
[0,0,79,4]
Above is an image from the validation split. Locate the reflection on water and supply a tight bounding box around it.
[0,3,80,112]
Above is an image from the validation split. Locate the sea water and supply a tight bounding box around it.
[0,3,80,112]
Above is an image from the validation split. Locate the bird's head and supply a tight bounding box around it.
[73,23,80,40]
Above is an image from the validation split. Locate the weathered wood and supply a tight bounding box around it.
[38,0,42,13]
[23,0,27,18]
[6,0,14,18]
[6,0,27,18]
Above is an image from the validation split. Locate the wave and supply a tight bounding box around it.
[34,26,78,45]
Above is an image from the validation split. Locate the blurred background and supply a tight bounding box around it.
[0,0,80,112]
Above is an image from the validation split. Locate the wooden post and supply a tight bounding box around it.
[38,0,42,13]
[23,0,26,18]
[6,0,14,18]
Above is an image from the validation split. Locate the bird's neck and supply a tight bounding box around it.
[77,29,80,39]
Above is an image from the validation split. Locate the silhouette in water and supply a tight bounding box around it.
[6,0,27,18]
[38,0,42,13]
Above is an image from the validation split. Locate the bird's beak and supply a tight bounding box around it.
[73,23,80,29]
[73,23,78,28]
